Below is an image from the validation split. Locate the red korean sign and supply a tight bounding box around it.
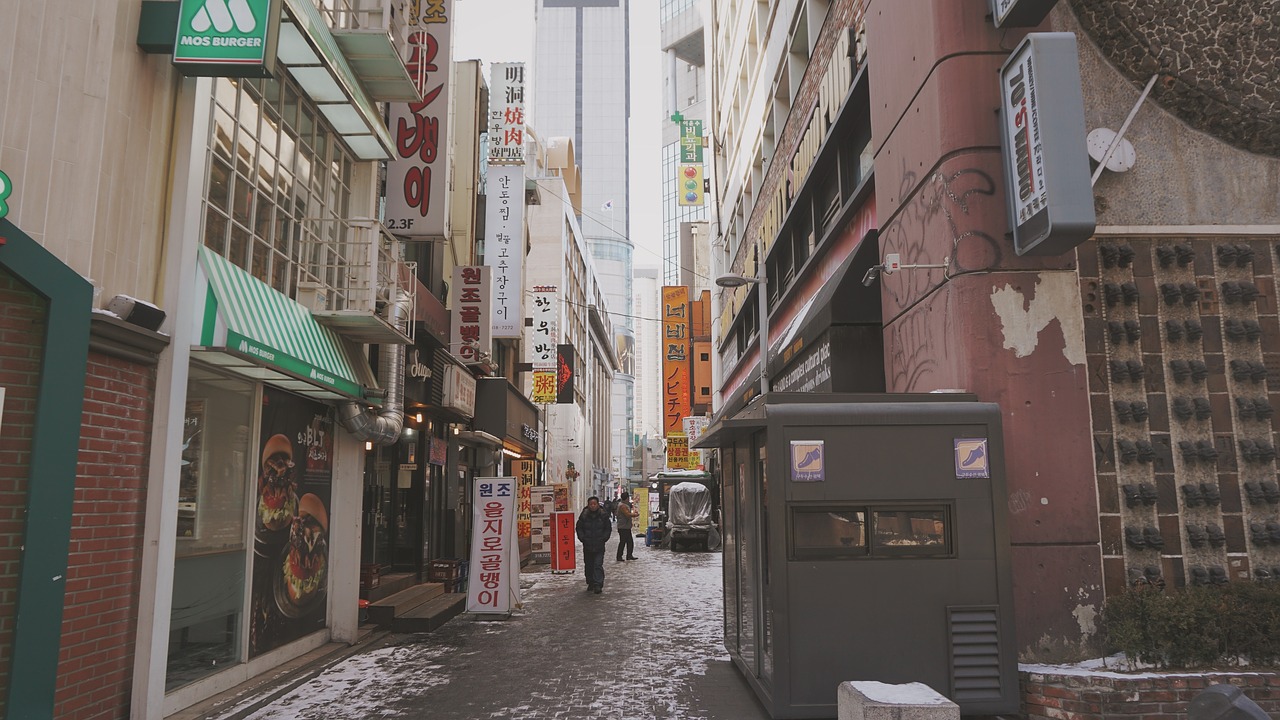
[551,510,576,573]
[385,0,453,237]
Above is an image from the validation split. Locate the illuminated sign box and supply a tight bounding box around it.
[173,0,281,77]
[998,32,1096,256]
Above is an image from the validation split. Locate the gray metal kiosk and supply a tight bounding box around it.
[695,393,1018,718]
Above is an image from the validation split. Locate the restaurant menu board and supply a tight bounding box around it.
[249,387,334,658]
[529,486,556,563]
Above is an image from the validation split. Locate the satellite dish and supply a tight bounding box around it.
[1087,128,1136,173]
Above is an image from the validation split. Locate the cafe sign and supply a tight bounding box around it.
[998,33,1095,256]
[173,0,281,77]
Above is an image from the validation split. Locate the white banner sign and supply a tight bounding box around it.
[466,477,517,614]
[486,165,525,337]
[488,62,525,164]
[451,266,491,362]
[385,1,454,238]
[530,286,559,370]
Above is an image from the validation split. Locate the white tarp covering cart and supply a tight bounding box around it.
[667,481,721,552]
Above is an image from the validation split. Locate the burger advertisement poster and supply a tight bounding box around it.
[249,387,334,658]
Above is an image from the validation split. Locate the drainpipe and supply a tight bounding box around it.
[337,290,413,444]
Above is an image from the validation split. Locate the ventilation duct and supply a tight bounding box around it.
[337,290,413,445]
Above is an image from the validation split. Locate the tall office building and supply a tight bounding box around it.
[660,0,709,288]
[534,0,637,491]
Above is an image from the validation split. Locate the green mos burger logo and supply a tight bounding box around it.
[175,0,271,63]
[0,170,12,221]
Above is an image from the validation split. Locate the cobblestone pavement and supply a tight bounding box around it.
[216,537,773,720]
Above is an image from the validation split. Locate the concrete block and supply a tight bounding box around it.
[838,681,960,720]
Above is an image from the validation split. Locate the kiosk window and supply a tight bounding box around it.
[791,509,867,558]
[790,505,952,559]
[872,508,950,555]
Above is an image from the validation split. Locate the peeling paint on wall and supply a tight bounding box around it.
[1072,603,1099,637]
[990,273,1086,366]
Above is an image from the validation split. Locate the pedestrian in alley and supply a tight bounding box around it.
[615,492,639,561]
[576,495,612,594]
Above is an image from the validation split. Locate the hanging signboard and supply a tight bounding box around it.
[666,433,690,470]
[486,165,526,337]
[551,510,577,573]
[488,63,526,164]
[173,0,282,77]
[516,460,535,542]
[679,120,703,163]
[556,344,576,404]
[385,0,454,238]
[466,477,516,614]
[989,0,1059,28]
[661,286,691,435]
[683,415,709,470]
[998,32,1096,256]
[451,266,491,362]
[677,164,704,207]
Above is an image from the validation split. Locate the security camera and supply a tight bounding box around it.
[861,266,881,287]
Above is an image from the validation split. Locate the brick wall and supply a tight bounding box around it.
[53,351,155,720]
[1023,670,1280,719]
[0,269,48,718]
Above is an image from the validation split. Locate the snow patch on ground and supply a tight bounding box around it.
[850,681,952,705]
[1020,653,1271,679]
[224,644,450,719]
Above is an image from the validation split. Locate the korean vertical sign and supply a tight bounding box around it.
[385,0,453,237]
[485,165,525,337]
[662,286,691,435]
[466,477,515,614]
[488,63,525,164]
[530,286,559,403]
[678,120,704,207]
[451,266,491,362]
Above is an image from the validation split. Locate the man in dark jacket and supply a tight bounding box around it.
[576,496,612,594]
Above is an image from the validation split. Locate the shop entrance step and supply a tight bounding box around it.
[365,572,416,603]
[392,592,466,633]
[367,583,446,627]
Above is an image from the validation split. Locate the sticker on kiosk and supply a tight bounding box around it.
[954,438,990,478]
[790,440,825,482]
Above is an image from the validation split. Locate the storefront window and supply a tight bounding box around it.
[791,509,867,558]
[872,508,950,555]
[202,76,354,300]
[168,365,255,690]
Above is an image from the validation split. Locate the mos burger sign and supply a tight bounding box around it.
[173,0,281,77]
[998,32,1095,256]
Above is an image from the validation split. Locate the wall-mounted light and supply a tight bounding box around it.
[415,412,424,424]
[502,448,521,458]
[365,441,373,451]
[453,425,460,435]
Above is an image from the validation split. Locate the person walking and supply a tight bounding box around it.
[615,492,639,561]
[576,496,612,594]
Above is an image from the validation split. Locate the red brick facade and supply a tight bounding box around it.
[53,350,155,720]
[1023,670,1280,719]
[0,269,47,718]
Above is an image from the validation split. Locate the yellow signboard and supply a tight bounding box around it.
[666,433,690,470]
[633,488,650,533]
[677,163,703,206]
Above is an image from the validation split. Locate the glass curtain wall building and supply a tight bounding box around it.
[659,0,708,287]
[535,0,636,490]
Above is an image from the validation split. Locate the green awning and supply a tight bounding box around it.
[193,246,376,402]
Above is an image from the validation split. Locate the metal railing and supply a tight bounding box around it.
[295,217,416,342]
[312,0,409,53]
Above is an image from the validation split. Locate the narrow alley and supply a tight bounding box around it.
[198,543,771,720]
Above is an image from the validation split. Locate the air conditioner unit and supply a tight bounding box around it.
[296,281,330,312]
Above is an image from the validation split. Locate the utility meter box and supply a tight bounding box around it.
[697,393,1017,718]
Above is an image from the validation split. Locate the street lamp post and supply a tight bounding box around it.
[715,271,769,395]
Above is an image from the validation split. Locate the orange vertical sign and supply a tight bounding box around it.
[662,286,691,435]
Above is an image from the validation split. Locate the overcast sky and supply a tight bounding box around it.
[451,0,664,271]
